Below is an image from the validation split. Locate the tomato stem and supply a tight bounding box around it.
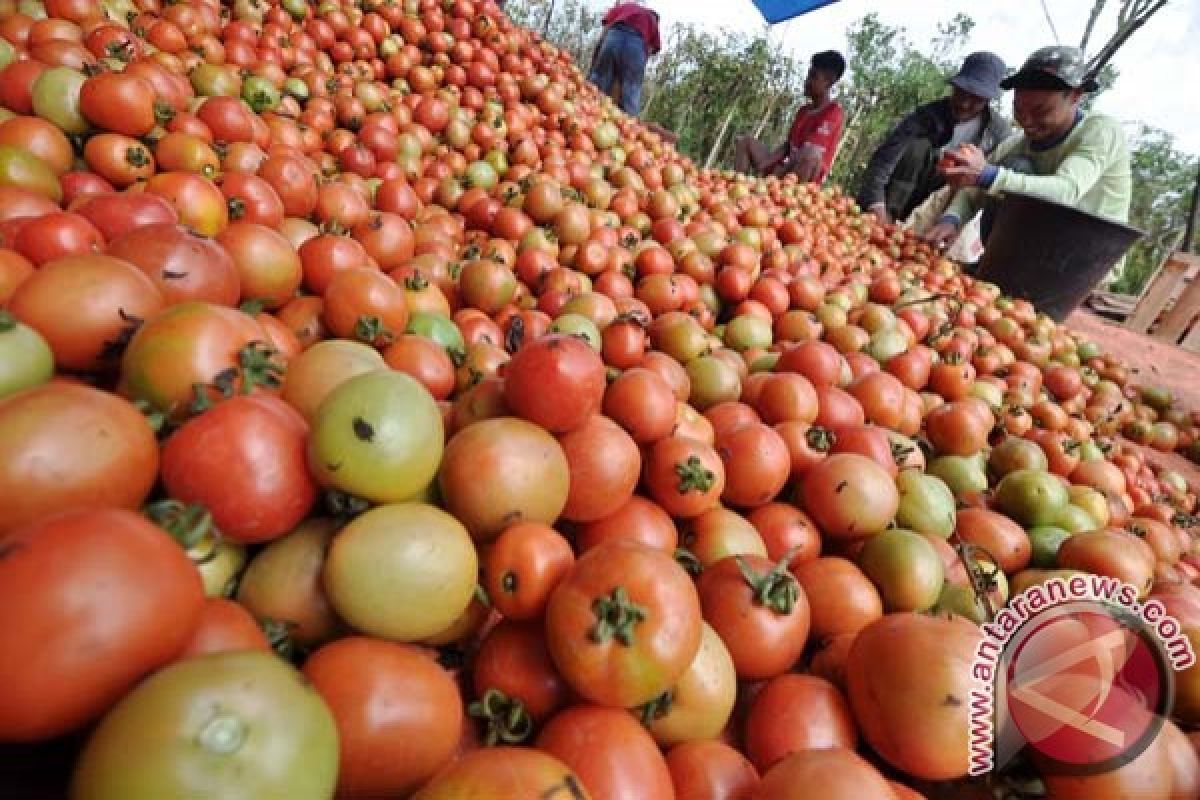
[0,310,14,332]
[467,688,533,746]
[673,455,715,495]
[735,552,800,615]
[589,586,647,646]
[635,689,675,724]
[144,499,216,552]
[674,547,703,577]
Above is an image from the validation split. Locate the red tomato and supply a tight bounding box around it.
[536,704,675,800]
[176,597,270,658]
[0,509,204,740]
[544,541,702,708]
[0,383,159,536]
[160,394,316,543]
[303,637,462,798]
[696,553,811,680]
[503,333,605,433]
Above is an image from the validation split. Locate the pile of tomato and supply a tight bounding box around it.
[2,0,1200,797]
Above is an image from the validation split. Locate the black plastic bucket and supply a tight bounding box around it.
[974,192,1143,323]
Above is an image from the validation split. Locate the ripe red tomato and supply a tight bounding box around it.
[482,521,574,621]
[472,619,569,728]
[558,415,641,522]
[544,541,702,708]
[536,704,675,800]
[696,553,811,680]
[645,435,726,518]
[303,637,462,798]
[160,395,317,544]
[0,383,159,536]
[503,333,605,433]
[744,674,858,772]
[0,509,204,740]
[176,597,270,659]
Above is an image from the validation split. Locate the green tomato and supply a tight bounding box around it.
[750,351,781,373]
[934,582,989,624]
[1077,340,1102,361]
[0,143,61,201]
[0,39,16,70]
[549,313,601,351]
[323,502,478,641]
[484,149,509,176]
[0,311,54,399]
[1076,439,1106,463]
[724,314,772,352]
[190,63,241,97]
[1029,526,1073,568]
[927,453,989,496]
[406,311,465,360]
[969,380,1004,411]
[281,0,307,19]
[308,370,444,505]
[282,77,309,100]
[592,120,619,149]
[994,468,1070,528]
[1054,504,1098,534]
[866,328,907,363]
[894,469,956,539]
[32,67,88,135]
[857,528,944,612]
[71,651,338,800]
[144,500,246,599]
[684,354,742,411]
[241,75,281,113]
[17,0,46,18]
[464,160,498,189]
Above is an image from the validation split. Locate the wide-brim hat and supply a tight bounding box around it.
[949,51,1007,101]
[1000,45,1100,92]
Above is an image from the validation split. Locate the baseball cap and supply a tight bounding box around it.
[1000,45,1100,92]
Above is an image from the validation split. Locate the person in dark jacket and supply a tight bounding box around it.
[587,1,662,116]
[858,52,1011,225]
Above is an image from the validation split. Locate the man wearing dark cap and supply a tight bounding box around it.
[858,52,1011,225]
[734,50,847,184]
[926,45,1131,251]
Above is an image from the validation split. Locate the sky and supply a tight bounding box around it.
[591,0,1200,156]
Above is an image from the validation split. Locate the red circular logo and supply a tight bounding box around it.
[1003,606,1170,774]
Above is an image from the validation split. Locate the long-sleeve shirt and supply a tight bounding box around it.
[857,98,1010,213]
[943,111,1132,227]
[603,3,661,55]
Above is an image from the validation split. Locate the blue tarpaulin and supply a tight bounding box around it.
[750,0,843,25]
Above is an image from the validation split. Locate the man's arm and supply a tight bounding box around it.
[857,110,931,211]
[985,118,1123,206]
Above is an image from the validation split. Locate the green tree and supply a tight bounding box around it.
[1110,126,1198,293]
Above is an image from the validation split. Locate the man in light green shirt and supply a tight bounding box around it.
[925,46,1132,253]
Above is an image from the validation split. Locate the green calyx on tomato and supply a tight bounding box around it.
[143,498,247,598]
[467,688,534,746]
[735,551,800,615]
[589,586,647,646]
[189,341,285,414]
[675,456,716,494]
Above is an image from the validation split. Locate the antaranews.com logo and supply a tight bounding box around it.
[968,574,1196,777]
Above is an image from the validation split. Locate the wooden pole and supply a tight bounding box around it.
[1185,162,1200,254]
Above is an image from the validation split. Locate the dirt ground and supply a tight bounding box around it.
[1066,310,1200,489]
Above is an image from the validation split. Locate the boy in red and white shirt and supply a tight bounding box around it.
[735,50,846,183]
